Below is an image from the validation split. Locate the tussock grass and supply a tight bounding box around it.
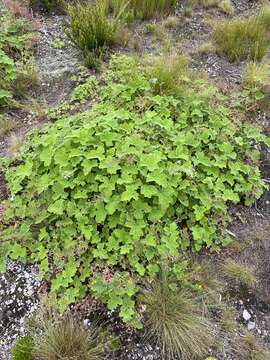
[140,272,215,360]
[238,333,270,360]
[213,6,270,62]
[66,1,117,68]
[146,53,189,95]
[109,0,176,20]
[243,62,270,89]
[219,0,234,15]
[0,116,17,137]
[37,317,105,360]
[223,258,257,288]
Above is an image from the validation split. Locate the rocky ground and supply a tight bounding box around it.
[0,1,270,359]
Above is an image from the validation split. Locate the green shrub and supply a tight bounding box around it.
[11,336,36,360]
[140,271,215,359]
[1,55,269,326]
[213,8,270,62]
[37,317,106,360]
[109,0,176,20]
[66,1,118,68]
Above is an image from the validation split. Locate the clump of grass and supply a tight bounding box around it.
[37,317,106,360]
[109,0,176,20]
[213,7,270,62]
[11,336,36,360]
[147,53,189,95]
[238,333,270,360]
[219,0,234,15]
[197,41,215,55]
[140,272,215,360]
[163,15,179,29]
[219,307,238,332]
[223,258,257,288]
[0,116,17,137]
[12,62,39,96]
[66,0,118,68]
[243,62,270,89]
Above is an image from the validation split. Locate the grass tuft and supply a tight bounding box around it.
[0,116,17,137]
[213,7,270,62]
[109,0,176,20]
[37,317,105,360]
[146,53,189,95]
[66,0,118,68]
[243,61,270,90]
[140,272,215,360]
[223,258,257,288]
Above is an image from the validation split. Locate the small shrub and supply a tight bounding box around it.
[213,8,270,62]
[37,317,106,360]
[223,258,257,288]
[12,62,39,96]
[11,336,36,360]
[66,0,118,68]
[140,272,215,359]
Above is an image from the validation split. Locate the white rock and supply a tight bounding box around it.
[243,309,251,321]
[248,321,256,330]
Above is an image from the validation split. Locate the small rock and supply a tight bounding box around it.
[243,309,251,321]
[248,321,256,330]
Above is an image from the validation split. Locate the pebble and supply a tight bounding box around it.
[248,321,256,330]
[243,309,252,321]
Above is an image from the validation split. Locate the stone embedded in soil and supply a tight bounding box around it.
[248,321,256,330]
[243,309,252,321]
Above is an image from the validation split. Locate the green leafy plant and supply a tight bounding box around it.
[1,55,269,325]
[66,0,118,68]
[11,336,36,360]
[140,270,215,359]
[213,6,270,62]
[0,6,36,105]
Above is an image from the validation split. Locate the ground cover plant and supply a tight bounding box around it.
[1,54,270,329]
[213,5,270,62]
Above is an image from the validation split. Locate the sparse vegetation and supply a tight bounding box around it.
[0,115,17,137]
[238,333,270,360]
[213,7,270,62]
[223,259,257,288]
